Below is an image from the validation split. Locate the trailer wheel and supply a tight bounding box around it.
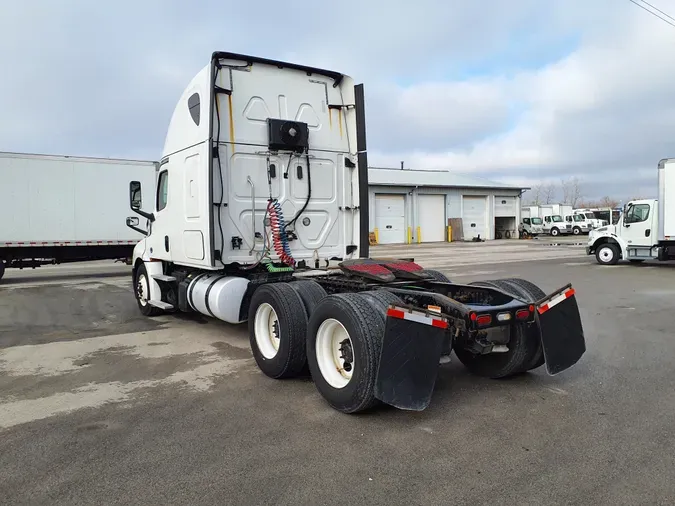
[421,269,451,283]
[496,278,547,372]
[289,280,327,318]
[0,261,5,281]
[596,243,619,265]
[248,283,308,379]
[134,263,163,317]
[306,293,384,414]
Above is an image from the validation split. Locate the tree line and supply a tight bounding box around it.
[525,177,622,209]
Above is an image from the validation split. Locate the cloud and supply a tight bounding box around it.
[1,0,674,201]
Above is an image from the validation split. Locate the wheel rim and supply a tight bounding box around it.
[254,302,280,359]
[137,274,149,306]
[574,228,580,235]
[552,229,558,236]
[316,318,354,389]
[599,247,614,263]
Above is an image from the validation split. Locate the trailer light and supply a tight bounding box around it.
[497,312,511,322]
[476,314,492,326]
[516,309,531,320]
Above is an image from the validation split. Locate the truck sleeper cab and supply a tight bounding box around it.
[127,52,587,414]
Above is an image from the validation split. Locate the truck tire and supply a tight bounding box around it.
[573,226,582,235]
[0,261,5,281]
[306,293,385,414]
[134,263,163,317]
[422,269,451,283]
[359,290,403,317]
[550,227,560,237]
[248,283,308,379]
[595,243,619,265]
[289,280,327,318]
[495,278,547,372]
[458,280,534,378]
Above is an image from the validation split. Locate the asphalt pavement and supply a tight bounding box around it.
[1,247,675,505]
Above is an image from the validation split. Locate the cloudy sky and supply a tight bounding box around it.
[2,0,675,203]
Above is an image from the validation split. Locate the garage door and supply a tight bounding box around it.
[495,196,516,217]
[418,194,446,242]
[462,196,487,240]
[375,194,405,244]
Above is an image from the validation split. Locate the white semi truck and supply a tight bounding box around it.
[126,51,586,414]
[587,158,675,265]
[0,151,157,280]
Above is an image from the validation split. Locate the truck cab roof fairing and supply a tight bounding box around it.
[210,52,345,87]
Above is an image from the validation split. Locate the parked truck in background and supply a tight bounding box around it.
[574,209,605,229]
[587,159,675,265]
[520,206,544,237]
[538,204,572,236]
[125,51,586,414]
[0,152,157,281]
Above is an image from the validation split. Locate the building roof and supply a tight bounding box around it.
[368,167,528,191]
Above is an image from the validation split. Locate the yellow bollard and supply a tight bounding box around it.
[416,226,421,244]
[407,227,412,244]
[374,228,379,244]
[447,225,452,242]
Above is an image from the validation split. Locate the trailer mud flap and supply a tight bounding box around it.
[536,286,586,375]
[374,307,448,411]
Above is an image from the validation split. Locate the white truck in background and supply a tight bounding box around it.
[574,209,606,229]
[587,158,674,265]
[124,51,586,415]
[0,151,157,280]
[537,204,572,236]
[520,206,544,237]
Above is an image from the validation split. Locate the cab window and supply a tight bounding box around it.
[523,218,530,225]
[624,204,650,224]
[157,170,169,211]
[573,215,583,222]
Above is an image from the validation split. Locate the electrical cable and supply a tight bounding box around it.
[627,0,675,28]
[213,65,226,262]
[284,152,312,232]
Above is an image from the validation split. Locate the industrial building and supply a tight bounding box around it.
[368,167,528,244]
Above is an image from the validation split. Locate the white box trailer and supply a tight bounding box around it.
[0,151,157,279]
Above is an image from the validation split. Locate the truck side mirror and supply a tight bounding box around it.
[130,181,142,210]
[128,180,155,222]
[126,216,148,236]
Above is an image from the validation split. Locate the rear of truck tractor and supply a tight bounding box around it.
[246,258,586,414]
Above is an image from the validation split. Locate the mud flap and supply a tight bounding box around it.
[374,307,448,411]
[535,285,586,375]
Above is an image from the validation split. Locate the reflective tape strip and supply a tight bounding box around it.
[538,288,576,315]
[386,308,448,329]
[0,240,138,246]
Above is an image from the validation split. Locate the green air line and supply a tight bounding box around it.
[264,262,294,273]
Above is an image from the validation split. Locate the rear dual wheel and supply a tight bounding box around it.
[457,278,546,378]
[306,292,401,413]
[248,281,404,413]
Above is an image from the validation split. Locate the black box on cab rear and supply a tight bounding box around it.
[267,118,309,153]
